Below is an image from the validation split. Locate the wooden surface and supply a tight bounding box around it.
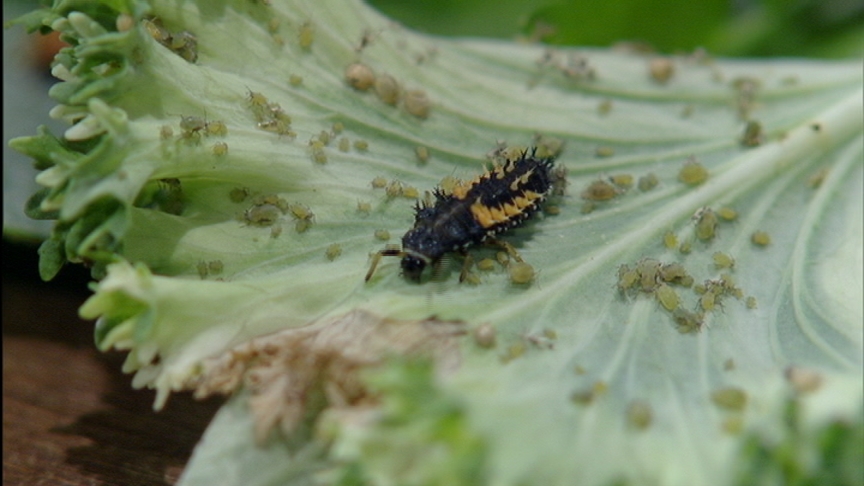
[3,241,223,485]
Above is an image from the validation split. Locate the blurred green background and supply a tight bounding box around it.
[367,0,864,58]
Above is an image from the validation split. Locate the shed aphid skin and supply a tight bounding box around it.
[366,148,559,282]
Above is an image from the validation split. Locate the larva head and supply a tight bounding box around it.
[400,254,427,281]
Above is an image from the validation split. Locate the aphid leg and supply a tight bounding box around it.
[488,239,524,263]
[365,247,403,281]
[458,251,474,283]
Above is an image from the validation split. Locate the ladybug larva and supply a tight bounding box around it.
[366,148,560,282]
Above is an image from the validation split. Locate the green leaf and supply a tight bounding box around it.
[9,1,863,485]
[3,7,59,34]
[37,234,67,281]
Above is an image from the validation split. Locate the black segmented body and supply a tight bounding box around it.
[390,149,557,281]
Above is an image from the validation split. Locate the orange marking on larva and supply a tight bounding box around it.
[489,205,506,222]
[452,182,470,199]
[503,202,521,216]
[470,200,496,228]
[509,170,535,191]
[514,196,532,209]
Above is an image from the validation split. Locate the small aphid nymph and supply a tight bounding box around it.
[366,148,559,282]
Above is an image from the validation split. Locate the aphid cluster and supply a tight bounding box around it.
[143,18,198,63]
[165,114,227,144]
[366,148,560,282]
[534,50,597,83]
[246,89,294,137]
[238,194,315,234]
[617,253,753,333]
[197,260,224,279]
[344,62,431,119]
[369,177,419,200]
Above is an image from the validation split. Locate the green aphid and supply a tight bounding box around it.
[229,187,250,203]
[659,262,689,285]
[595,146,615,158]
[717,207,738,221]
[663,231,678,249]
[244,203,281,226]
[700,291,717,312]
[287,203,314,221]
[415,145,430,163]
[477,258,496,271]
[617,263,639,293]
[298,21,315,49]
[338,137,351,152]
[508,262,536,284]
[695,208,718,241]
[212,142,228,156]
[207,260,224,274]
[325,243,342,261]
[710,387,748,411]
[636,258,661,292]
[678,158,708,185]
[655,283,680,311]
[462,272,481,285]
[533,135,564,158]
[751,230,771,246]
[637,173,659,191]
[581,180,618,201]
[311,146,327,164]
[270,224,283,239]
[713,251,735,269]
[673,308,704,333]
[627,401,653,430]
[385,180,404,198]
[740,120,764,147]
[196,260,209,279]
[610,174,633,188]
[294,219,311,233]
[596,99,613,115]
[206,120,228,137]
